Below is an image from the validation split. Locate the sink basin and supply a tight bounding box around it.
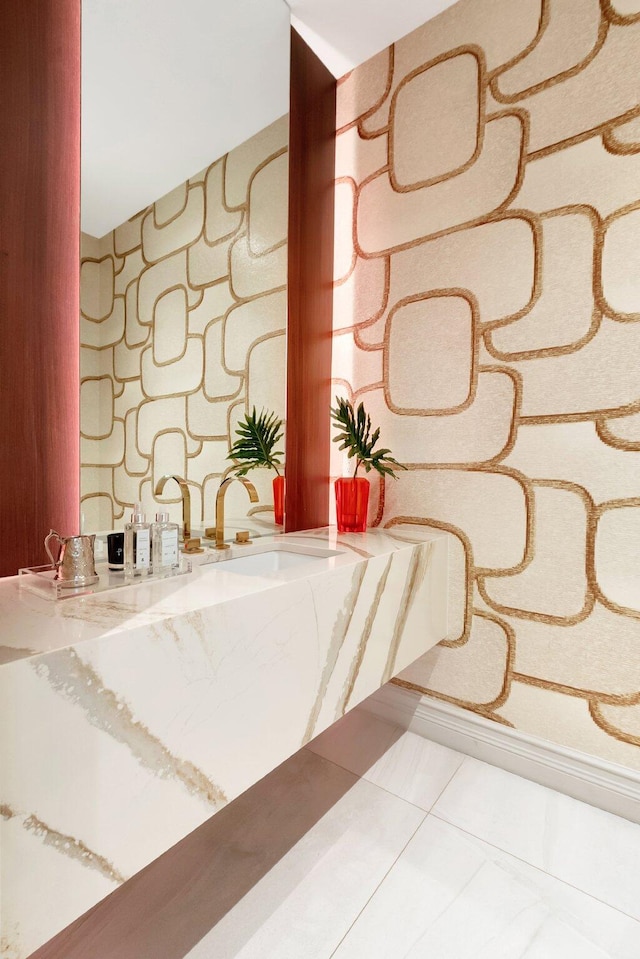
[214,546,341,577]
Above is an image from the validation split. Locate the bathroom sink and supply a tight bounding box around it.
[213,545,341,577]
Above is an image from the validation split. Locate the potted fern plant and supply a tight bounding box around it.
[331,397,405,532]
[227,408,285,525]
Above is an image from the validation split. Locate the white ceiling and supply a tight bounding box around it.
[289,0,459,79]
[81,0,458,238]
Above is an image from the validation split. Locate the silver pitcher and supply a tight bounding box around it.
[44,530,99,588]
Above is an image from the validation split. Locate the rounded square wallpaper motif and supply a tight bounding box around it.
[332,0,640,767]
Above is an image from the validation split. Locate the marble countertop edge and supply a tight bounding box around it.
[0,526,449,666]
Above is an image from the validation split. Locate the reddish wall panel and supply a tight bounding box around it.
[285,29,336,533]
[0,0,81,576]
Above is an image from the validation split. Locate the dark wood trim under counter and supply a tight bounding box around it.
[285,28,336,533]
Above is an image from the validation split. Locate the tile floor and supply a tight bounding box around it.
[34,704,640,959]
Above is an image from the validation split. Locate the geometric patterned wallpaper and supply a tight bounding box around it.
[331,0,640,769]
[80,115,288,534]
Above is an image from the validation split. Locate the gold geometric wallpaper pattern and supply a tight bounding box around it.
[332,0,640,769]
[80,116,288,534]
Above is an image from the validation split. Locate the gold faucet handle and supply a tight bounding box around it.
[235,531,252,545]
[182,537,204,554]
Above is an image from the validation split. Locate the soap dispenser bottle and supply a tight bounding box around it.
[151,511,179,574]
[124,502,151,577]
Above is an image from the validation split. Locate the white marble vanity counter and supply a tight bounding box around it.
[0,526,446,664]
[0,526,449,958]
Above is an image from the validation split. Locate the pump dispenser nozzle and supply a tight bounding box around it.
[132,501,146,523]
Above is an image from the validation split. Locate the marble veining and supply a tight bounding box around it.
[33,649,227,809]
[383,542,433,683]
[338,554,394,717]
[2,805,127,886]
[0,526,449,958]
[303,562,367,741]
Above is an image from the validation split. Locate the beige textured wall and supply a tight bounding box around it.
[80,116,288,532]
[332,0,640,768]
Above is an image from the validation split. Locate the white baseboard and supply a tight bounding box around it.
[360,684,640,825]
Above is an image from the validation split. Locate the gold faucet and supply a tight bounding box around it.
[214,476,259,550]
[154,475,191,540]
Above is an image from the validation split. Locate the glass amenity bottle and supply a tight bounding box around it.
[124,502,151,576]
[151,511,179,574]
[334,476,369,533]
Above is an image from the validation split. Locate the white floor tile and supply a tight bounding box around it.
[307,707,464,810]
[432,756,640,920]
[331,816,640,959]
[185,749,425,959]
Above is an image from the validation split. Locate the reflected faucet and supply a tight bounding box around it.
[154,475,191,541]
[214,476,259,550]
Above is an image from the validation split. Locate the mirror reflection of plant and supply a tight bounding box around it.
[227,407,284,476]
[331,397,406,479]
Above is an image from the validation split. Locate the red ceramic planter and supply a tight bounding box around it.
[273,475,285,525]
[335,477,369,533]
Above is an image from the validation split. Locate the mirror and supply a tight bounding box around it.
[79,3,290,541]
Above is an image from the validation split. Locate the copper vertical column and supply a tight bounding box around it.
[0,0,81,576]
[285,28,336,532]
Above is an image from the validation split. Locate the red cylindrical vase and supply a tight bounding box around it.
[335,477,370,533]
[273,475,285,525]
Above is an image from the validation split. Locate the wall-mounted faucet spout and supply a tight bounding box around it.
[214,476,259,550]
[154,475,191,541]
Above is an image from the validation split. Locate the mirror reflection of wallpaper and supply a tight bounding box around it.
[332,0,640,769]
[80,115,288,532]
